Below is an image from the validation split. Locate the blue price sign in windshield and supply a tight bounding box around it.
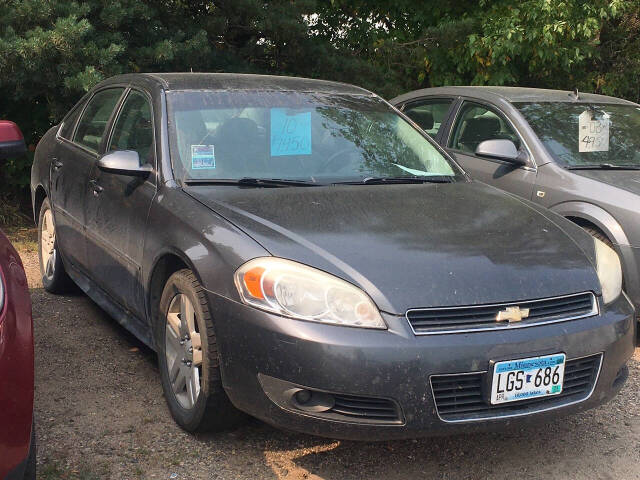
[270,108,312,156]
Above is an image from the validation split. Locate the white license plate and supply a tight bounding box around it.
[490,353,566,405]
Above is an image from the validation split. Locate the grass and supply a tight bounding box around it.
[3,223,37,251]
[0,196,37,251]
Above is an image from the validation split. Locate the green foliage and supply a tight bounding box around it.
[0,0,637,200]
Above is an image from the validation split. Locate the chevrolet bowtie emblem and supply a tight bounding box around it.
[496,306,530,323]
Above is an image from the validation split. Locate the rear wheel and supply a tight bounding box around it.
[37,198,72,293]
[157,269,244,432]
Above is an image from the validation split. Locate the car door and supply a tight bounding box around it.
[51,88,125,272]
[445,101,537,199]
[399,98,457,143]
[84,88,157,319]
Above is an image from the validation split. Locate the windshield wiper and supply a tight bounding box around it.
[335,175,455,185]
[565,163,640,171]
[184,177,320,187]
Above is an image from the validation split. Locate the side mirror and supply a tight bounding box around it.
[475,139,526,166]
[0,121,27,160]
[97,150,152,177]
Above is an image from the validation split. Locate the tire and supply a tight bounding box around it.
[582,225,628,290]
[37,198,72,293]
[22,422,36,480]
[157,269,244,432]
[582,226,613,248]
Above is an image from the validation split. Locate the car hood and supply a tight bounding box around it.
[185,182,600,314]
[571,169,640,196]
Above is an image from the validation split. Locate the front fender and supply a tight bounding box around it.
[550,201,630,247]
[551,201,640,308]
[141,187,269,328]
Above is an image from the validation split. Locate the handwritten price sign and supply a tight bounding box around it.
[270,108,312,156]
[578,110,610,153]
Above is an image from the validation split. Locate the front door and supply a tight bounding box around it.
[85,89,157,319]
[446,101,537,199]
[50,88,125,272]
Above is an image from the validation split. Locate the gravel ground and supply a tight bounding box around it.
[5,226,639,480]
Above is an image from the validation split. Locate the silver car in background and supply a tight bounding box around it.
[391,87,640,319]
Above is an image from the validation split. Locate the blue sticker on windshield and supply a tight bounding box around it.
[270,109,312,156]
[191,145,216,169]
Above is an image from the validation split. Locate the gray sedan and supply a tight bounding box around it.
[31,74,635,440]
[391,87,640,317]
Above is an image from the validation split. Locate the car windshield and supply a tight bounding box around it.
[166,90,461,184]
[516,102,640,168]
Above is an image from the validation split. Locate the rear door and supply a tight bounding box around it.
[85,88,157,319]
[51,88,125,272]
[445,101,537,199]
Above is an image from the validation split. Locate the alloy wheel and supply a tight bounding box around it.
[165,293,203,409]
[41,208,57,279]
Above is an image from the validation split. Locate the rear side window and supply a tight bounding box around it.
[449,102,521,154]
[59,101,86,140]
[403,99,453,137]
[74,88,124,152]
[109,91,154,165]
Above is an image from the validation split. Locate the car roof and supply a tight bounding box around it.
[98,72,373,96]
[392,86,639,106]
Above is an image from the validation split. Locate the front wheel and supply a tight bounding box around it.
[37,198,72,293]
[157,269,244,432]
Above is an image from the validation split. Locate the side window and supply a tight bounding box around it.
[59,101,86,140]
[108,91,154,165]
[403,99,453,137]
[449,102,521,154]
[74,88,124,152]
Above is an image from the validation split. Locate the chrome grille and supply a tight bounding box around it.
[407,292,597,335]
[430,353,602,422]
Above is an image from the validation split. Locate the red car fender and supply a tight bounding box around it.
[0,230,34,478]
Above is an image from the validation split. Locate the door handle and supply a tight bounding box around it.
[52,158,63,170]
[89,179,104,196]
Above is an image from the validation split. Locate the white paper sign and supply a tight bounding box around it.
[579,110,610,152]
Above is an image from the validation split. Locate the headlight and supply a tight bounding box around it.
[234,257,386,329]
[593,238,622,304]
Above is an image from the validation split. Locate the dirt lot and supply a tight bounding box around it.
[4,225,640,480]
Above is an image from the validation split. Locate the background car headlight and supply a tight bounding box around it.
[593,238,622,304]
[234,257,386,329]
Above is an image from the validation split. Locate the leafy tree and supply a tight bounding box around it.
[0,0,636,202]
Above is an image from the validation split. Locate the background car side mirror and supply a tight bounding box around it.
[0,121,27,161]
[97,150,152,176]
[475,139,527,166]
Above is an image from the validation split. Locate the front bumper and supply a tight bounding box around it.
[210,292,635,440]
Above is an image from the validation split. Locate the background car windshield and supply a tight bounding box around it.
[167,91,459,183]
[516,102,640,167]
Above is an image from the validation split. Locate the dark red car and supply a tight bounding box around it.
[0,123,35,479]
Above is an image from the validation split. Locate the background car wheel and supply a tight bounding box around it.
[581,225,625,288]
[37,198,72,293]
[582,225,613,249]
[157,269,244,432]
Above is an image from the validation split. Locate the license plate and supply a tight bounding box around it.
[490,353,566,405]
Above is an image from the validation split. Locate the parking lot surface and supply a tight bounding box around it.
[6,226,639,480]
